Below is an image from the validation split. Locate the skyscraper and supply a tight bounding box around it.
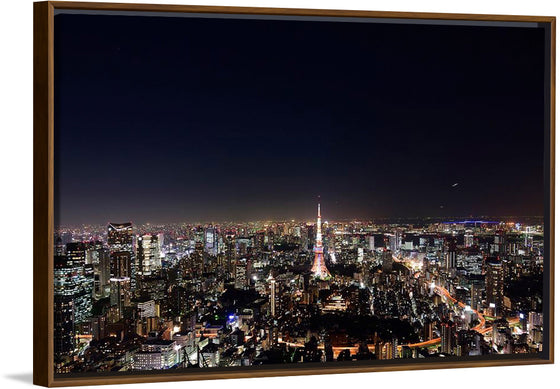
[190,241,205,277]
[440,320,457,355]
[137,234,161,276]
[486,257,505,316]
[66,242,86,268]
[65,242,94,320]
[107,222,133,250]
[53,255,76,362]
[53,295,74,362]
[268,273,277,318]
[464,230,474,248]
[110,251,131,278]
[110,277,131,321]
[88,246,110,298]
[205,227,217,256]
[56,248,93,324]
[368,236,375,251]
[54,253,96,362]
[492,231,506,255]
[310,202,331,280]
[107,222,135,289]
[225,234,236,279]
[382,249,393,272]
[234,260,248,290]
[445,238,457,274]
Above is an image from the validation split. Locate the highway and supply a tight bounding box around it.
[404,283,486,348]
[279,280,519,356]
[395,283,518,349]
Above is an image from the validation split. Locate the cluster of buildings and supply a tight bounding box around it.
[53,205,545,374]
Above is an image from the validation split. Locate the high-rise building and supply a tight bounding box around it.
[107,222,135,289]
[54,253,94,362]
[107,222,133,250]
[110,277,131,321]
[268,274,277,318]
[55,251,93,325]
[395,230,402,252]
[310,202,331,280]
[190,242,205,277]
[440,320,456,355]
[485,257,504,316]
[225,234,236,279]
[368,236,375,251]
[255,231,266,250]
[157,232,165,253]
[87,315,107,341]
[66,242,86,267]
[90,247,110,298]
[445,238,457,273]
[492,317,511,349]
[110,251,131,278]
[137,234,161,276]
[464,230,474,248]
[528,311,543,332]
[423,321,434,341]
[524,227,533,250]
[386,234,397,252]
[84,240,103,263]
[382,249,393,273]
[53,294,74,362]
[234,260,247,289]
[205,227,217,256]
[65,242,94,321]
[491,231,506,255]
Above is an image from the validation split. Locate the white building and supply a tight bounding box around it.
[137,299,157,318]
[137,234,161,276]
[133,340,179,370]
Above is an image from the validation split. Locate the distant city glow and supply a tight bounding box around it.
[52,11,547,375]
[53,210,545,374]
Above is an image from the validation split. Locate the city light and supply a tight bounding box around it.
[50,9,548,376]
[53,206,545,373]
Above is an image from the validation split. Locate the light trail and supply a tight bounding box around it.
[279,272,520,355]
[402,284,486,349]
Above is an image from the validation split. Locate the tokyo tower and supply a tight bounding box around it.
[310,201,331,280]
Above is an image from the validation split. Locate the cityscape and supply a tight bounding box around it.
[53,203,545,374]
[52,11,548,376]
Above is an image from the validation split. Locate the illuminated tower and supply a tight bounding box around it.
[310,202,331,280]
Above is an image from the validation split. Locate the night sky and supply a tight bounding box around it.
[54,13,546,225]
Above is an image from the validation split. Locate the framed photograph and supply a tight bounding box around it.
[33,1,555,387]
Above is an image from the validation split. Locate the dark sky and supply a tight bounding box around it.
[54,13,547,225]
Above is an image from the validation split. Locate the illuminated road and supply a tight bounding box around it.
[400,283,518,348]
[280,282,490,355]
[404,283,486,349]
[279,256,521,356]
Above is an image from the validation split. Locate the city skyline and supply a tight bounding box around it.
[54,13,546,225]
[53,201,547,373]
[54,204,545,229]
[50,10,548,376]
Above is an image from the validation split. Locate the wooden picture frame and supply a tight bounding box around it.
[34,1,555,387]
